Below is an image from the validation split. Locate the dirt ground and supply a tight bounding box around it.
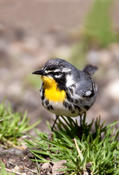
[0,0,93,35]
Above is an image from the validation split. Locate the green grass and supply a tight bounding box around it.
[83,0,117,48]
[70,42,88,69]
[70,0,118,68]
[26,115,119,175]
[25,74,42,88]
[0,102,40,146]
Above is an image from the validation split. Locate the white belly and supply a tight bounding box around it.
[44,101,79,117]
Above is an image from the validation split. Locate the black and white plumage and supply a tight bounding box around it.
[33,58,98,123]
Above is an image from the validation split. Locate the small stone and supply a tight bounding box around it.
[105,79,119,101]
[52,160,66,175]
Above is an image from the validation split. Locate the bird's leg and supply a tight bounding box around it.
[80,115,83,126]
[83,112,86,123]
[79,112,86,139]
[78,115,83,139]
[80,112,86,126]
[51,115,59,131]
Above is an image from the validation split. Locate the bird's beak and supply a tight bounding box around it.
[32,69,45,75]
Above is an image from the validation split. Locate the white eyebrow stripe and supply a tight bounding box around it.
[45,69,61,73]
[54,69,60,72]
[45,70,52,73]
[45,68,71,74]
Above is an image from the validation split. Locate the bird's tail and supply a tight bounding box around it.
[83,64,98,76]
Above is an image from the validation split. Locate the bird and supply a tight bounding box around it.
[32,58,98,129]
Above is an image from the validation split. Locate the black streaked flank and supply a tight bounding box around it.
[41,88,45,100]
[41,94,44,100]
[71,110,75,114]
[74,99,79,104]
[42,101,44,106]
[45,100,49,106]
[84,105,90,110]
[66,93,73,102]
[74,105,81,112]
[63,101,68,108]
[68,104,73,111]
[69,88,73,95]
[47,105,54,110]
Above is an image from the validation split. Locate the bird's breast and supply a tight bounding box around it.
[44,87,66,102]
[41,75,66,102]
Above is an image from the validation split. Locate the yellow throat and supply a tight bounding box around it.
[41,76,66,102]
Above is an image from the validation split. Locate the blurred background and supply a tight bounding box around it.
[0,0,119,131]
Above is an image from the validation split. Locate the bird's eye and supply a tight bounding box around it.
[54,72,62,78]
[54,72,61,75]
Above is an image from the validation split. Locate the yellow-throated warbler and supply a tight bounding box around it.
[33,58,98,128]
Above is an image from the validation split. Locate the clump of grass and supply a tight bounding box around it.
[26,116,119,175]
[83,0,117,48]
[70,0,118,67]
[0,102,40,146]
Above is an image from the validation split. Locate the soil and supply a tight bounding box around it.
[0,147,37,175]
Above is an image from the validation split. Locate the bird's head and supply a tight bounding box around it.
[32,58,76,90]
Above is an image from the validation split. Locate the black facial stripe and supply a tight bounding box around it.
[46,70,61,76]
[44,68,72,91]
[53,72,61,75]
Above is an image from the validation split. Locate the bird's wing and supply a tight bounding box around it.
[68,71,97,110]
[74,71,95,97]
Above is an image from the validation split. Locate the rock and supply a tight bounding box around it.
[52,160,66,175]
[87,49,112,65]
[87,50,101,64]
[109,43,119,61]
[105,79,119,101]
[40,162,52,175]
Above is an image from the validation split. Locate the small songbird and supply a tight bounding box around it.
[32,58,98,128]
